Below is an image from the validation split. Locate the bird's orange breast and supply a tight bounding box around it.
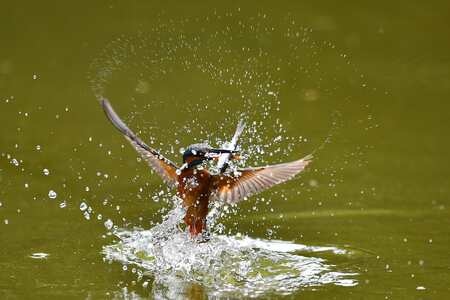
[177,168,213,236]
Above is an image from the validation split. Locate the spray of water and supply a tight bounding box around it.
[104,199,357,298]
[85,11,376,297]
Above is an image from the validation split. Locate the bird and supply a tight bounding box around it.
[101,99,312,238]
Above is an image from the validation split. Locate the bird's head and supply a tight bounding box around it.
[182,143,239,167]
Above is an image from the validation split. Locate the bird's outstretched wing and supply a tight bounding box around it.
[211,155,312,204]
[101,99,179,187]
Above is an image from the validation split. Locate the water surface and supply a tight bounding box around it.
[1,1,449,299]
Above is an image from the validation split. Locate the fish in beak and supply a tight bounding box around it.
[205,148,239,160]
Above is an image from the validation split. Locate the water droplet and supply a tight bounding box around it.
[104,219,114,230]
[79,202,88,211]
[309,179,318,187]
[48,190,57,199]
[36,145,41,151]
[30,252,49,259]
[43,168,50,176]
[59,201,66,208]
[135,80,150,94]
[4,219,9,225]
[416,286,426,291]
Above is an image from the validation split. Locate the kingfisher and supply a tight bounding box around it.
[102,99,311,237]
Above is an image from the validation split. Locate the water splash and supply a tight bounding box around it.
[103,204,358,298]
[87,12,372,297]
[85,12,376,232]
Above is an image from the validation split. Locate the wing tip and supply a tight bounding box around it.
[290,153,313,173]
[100,98,112,116]
[302,154,313,163]
[101,98,131,137]
[101,97,116,125]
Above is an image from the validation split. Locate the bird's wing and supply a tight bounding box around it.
[102,99,179,188]
[211,155,312,204]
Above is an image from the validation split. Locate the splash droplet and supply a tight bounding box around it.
[48,190,57,199]
[104,219,114,230]
[30,252,49,259]
[83,211,91,220]
[79,202,88,211]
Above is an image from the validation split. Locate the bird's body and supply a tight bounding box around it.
[178,167,212,235]
[101,99,311,238]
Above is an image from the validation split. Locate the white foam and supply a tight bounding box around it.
[103,205,358,298]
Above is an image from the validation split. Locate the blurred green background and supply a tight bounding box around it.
[1,1,449,299]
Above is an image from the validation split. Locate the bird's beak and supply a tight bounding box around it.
[205,148,239,159]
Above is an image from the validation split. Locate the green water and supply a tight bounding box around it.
[1,1,449,299]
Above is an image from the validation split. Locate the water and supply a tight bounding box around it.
[1,1,450,299]
[102,199,360,298]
